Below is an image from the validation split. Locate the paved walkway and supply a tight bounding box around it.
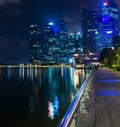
[95,67,120,127]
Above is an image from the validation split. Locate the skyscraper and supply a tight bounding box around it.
[82,10,97,53]
[42,22,59,63]
[67,33,75,63]
[96,2,119,53]
[29,23,59,64]
[57,20,69,63]
[74,32,83,54]
[29,24,42,64]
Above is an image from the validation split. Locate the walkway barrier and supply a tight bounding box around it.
[57,68,95,127]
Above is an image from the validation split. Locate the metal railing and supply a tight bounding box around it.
[58,68,95,127]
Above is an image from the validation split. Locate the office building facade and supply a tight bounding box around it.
[82,10,97,53]
[29,24,43,63]
[96,2,119,53]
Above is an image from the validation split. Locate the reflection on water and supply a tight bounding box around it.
[48,96,59,119]
[8,67,11,79]
[75,69,80,87]
[0,67,91,127]
[19,67,25,80]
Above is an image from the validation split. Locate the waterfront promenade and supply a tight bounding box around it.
[95,67,120,127]
[77,67,120,127]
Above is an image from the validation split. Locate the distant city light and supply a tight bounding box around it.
[103,2,108,6]
[48,101,54,119]
[93,58,98,60]
[30,25,34,27]
[69,58,75,63]
[30,24,37,27]
[89,52,93,55]
[73,54,79,57]
[95,31,98,34]
[77,32,80,35]
[106,31,113,34]
[112,47,114,50]
[48,22,54,25]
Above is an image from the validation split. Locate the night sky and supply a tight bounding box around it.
[0,0,119,64]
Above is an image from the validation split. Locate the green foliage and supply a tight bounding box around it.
[99,35,120,70]
[114,47,120,68]
[99,47,120,70]
[100,36,120,70]
[99,48,115,67]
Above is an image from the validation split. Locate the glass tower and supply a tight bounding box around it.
[82,10,97,53]
[96,2,119,53]
[29,24,42,64]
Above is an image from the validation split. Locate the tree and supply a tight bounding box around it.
[114,47,120,67]
[99,48,115,67]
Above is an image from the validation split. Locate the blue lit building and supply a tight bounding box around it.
[43,20,70,63]
[42,22,59,63]
[74,32,83,54]
[67,33,75,63]
[96,2,119,53]
[57,20,69,63]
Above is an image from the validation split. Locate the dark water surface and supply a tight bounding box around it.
[0,67,90,127]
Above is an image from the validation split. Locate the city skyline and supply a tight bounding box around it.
[0,0,120,63]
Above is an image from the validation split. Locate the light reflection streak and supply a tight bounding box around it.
[19,67,25,79]
[27,67,29,78]
[28,68,41,115]
[38,69,42,87]
[30,67,32,79]
[48,68,52,85]
[19,67,22,78]
[61,67,63,77]
[22,67,24,80]
[54,97,59,115]
[48,101,54,119]
[48,96,59,119]
[70,68,75,83]
[64,68,67,78]
[35,67,38,78]
[33,84,39,100]
[74,69,79,87]
[0,68,1,77]
[30,67,34,82]
[8,67,11,79]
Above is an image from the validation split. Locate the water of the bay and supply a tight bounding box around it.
[0,67,91,127]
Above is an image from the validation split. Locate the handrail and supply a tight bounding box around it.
[58,68,94,127]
